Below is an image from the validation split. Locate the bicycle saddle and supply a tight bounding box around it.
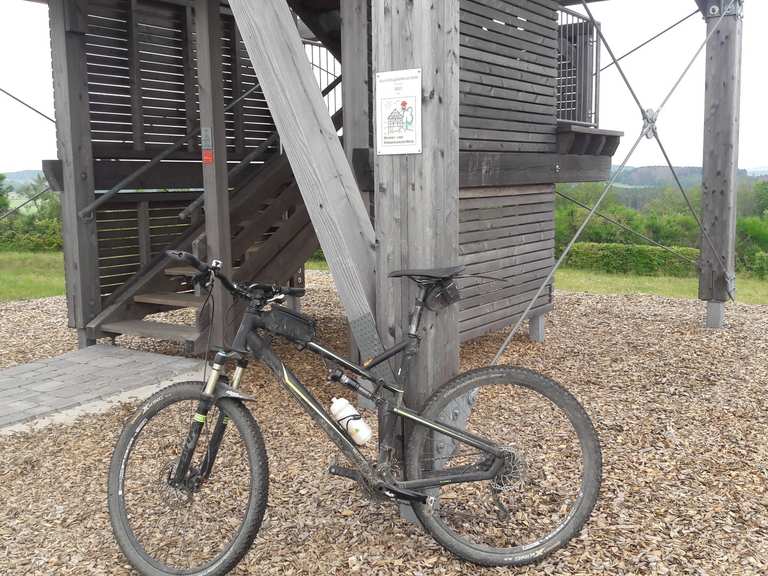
[388,265,465,282]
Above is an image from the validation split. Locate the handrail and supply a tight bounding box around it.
[177,74,343,220]
[77,82,261,219]
[177,132,279,220]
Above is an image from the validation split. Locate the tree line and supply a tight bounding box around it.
[0,173,62,251]
[1,170,767,278]
[556,179,768,277]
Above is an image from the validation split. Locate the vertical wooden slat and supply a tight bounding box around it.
[127,0,144,151]
[196,0,233,347]
[182,5,197,153]
[342,0,371,208]
[50,0,102,347]
[231,23,245,156]
[373,0,461,409]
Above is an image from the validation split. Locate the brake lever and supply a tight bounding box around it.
[191,270,214,289]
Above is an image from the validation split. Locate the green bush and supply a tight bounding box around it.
[736,216,768,268]
[752,252,768,280]
[0,216,63,251]
[565,242,700,277]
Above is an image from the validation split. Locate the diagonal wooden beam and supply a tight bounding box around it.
[229,0,393,383]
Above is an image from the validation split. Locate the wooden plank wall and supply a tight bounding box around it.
[455,0,559,341]
[459,0,559,153]
[458,184,555,342]
[95,194,197,298]
[85,0,275,173]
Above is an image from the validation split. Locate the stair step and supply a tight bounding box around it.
[164,266,242,277]
[101,320,200,343]
[164,266,198,277]
[134,292,204,308]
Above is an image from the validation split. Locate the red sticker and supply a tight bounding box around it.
[202,149,214,165]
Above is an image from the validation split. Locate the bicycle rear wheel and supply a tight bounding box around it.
[405,366,601,567]
[108,381,268,576]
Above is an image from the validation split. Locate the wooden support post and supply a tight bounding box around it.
[49,0,101,348]
[137,201,151,267]
[698,1,743,327]
[373,0,461,410]
[286,265,305,313]
[529,314,545,343]
[196,0,233,347]
[229,0,393,385]
[342,0,372,365]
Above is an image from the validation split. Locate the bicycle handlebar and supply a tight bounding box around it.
[166,250,209,273]
[165,250,305,299]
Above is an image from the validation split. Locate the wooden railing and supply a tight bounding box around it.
[557,7,601,127]
[94,192,199,299]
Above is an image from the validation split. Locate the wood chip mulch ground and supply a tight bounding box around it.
[0,271,766,575]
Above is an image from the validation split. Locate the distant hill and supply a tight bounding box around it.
[3,170,43,189]
[614,166,750,189]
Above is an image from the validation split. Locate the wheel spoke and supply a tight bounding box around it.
[407,369,601,565]
[111,387,263,573]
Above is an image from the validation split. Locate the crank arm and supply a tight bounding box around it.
[375,482,430,504]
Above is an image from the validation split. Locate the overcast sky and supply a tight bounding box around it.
[0,0,766,174]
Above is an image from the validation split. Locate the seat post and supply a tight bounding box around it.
[407,285,429,337]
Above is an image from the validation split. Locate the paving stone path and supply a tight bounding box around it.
[0,344,204,428]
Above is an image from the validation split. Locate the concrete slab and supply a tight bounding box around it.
[0,344,205,432]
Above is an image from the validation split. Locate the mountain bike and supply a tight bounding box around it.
[107,250,602,575]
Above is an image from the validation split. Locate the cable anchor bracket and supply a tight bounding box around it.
[706,1,743,19]
[642,109,658,139]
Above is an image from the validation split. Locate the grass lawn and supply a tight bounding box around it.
[1,252,766,305]
[0,252,65,301]
[555,268,768,305]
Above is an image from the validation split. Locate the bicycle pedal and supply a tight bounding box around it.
[374,482,429,504]
[328,464,360,482]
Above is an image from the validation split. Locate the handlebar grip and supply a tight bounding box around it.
[284,287,306,297]
[165,250,208,273]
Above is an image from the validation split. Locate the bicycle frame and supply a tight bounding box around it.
[177,286,505,494]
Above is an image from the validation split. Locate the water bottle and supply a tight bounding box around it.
[330,397,372,446]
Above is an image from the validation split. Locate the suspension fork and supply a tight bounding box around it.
[170,311,260,487]
[199,359,248,479]
[171,350,247,486]
[191,313,257,482]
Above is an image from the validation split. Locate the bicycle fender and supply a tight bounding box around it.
[214,383,256,404]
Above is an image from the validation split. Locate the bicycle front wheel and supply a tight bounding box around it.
[405,366,601,567]
[108,381,268,576]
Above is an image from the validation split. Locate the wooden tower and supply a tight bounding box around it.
[39,0,622,399]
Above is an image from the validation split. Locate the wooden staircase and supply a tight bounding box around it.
[87,152,319,351]
[85,3,343,351]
